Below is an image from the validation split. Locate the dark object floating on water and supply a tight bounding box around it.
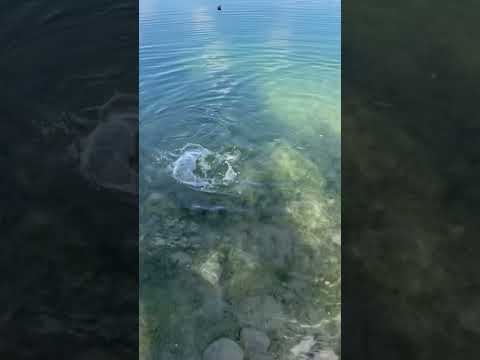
[217,5,222,11]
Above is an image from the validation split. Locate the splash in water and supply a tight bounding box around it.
[169,143,239,192]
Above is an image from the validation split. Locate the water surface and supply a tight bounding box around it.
[1,0,137,357]
[140,0,340,359]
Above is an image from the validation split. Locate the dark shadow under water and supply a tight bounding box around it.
[0,1,138,358]
[342,0,480,358]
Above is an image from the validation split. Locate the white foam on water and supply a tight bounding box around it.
[171,144,212,189]
[169,143,239,192]
[223,163,237,183]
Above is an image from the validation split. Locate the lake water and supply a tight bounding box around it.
[1,0,138,357]
[140,0,341,359]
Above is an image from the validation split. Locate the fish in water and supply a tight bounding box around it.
[217,5,222,11]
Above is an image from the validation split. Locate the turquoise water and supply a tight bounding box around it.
[140,0,340,359]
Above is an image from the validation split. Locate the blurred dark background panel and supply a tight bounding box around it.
[0,1,138,359]
[343,0,480,359]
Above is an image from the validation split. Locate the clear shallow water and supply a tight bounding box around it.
[140,0,340,359]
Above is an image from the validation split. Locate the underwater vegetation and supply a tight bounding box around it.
[140,134,340,359]
[140,0,340,359]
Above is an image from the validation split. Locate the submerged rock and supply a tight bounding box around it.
[203,338,243,360]
[290,336,315,358]
[313,349,339,360]
[237,296,285,332]
[195,251,223,286]
[240,327,270,354]
[249,355,273,360]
